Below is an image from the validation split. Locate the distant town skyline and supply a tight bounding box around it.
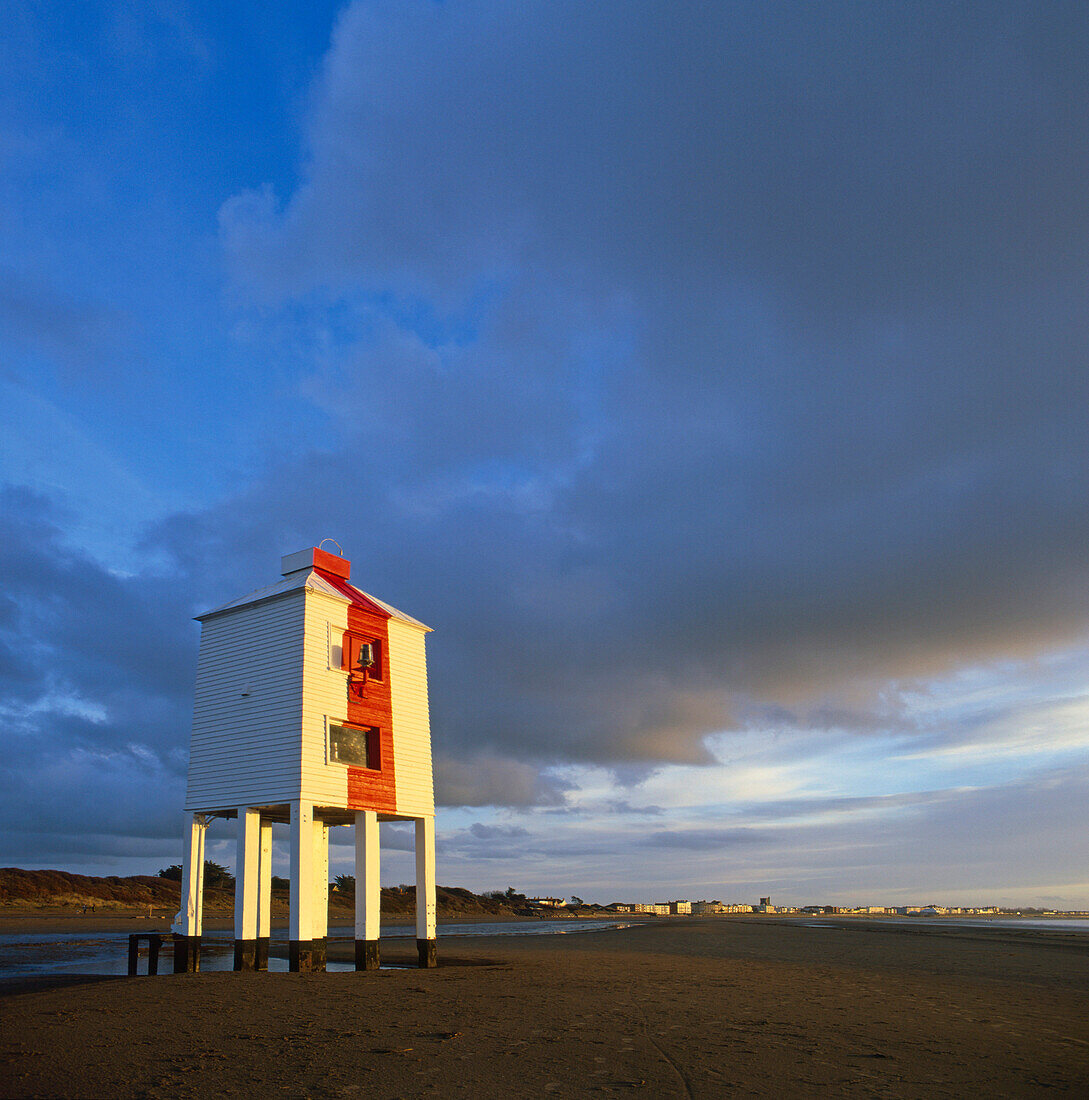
[2,2,1089,907]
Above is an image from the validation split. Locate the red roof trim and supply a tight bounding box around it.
[314,569,392,618]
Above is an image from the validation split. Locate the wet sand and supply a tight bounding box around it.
[2,917,1088,1097]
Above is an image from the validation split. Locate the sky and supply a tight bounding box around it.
[2,1,1089,908]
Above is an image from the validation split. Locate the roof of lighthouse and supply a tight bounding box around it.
[195,547,431,630]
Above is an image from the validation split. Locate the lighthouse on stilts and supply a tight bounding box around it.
[171,545,436,972]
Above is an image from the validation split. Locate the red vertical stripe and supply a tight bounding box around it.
[329,586,397,815]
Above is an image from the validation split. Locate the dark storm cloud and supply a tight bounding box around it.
[213,1,1089,800]
[0,489,198,715]
[0,489,197,860]
[0,739,185,843]
[435,756,573,808]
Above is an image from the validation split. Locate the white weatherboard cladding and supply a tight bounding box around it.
[388,618,435,817]
[299,589,351,808]
[185,574,433,819]
[185,593,307,810]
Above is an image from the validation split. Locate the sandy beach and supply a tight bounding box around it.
[2,916,1088,1097]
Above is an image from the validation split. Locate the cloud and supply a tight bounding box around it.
[0,742,185,846]
[426,764,1089,905]
[602,801,664,817]
[4,3,1088,897]
[208,1,1089,777]
[433,756,572,808]
[0,489,197,863]
[468,823,530,840]
[642,827,768,851]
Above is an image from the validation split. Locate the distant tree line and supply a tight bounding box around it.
[155,869,541,911]
[157,861,235,890]
[483,887,527,904]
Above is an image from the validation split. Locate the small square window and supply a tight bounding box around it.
[329,723,380,769]
[342,633,383,680]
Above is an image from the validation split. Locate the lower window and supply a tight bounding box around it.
[329,723,380,769]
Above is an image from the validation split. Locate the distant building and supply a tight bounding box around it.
[691,901,753,915]
[670,900,692,915]
[529,897,566,908]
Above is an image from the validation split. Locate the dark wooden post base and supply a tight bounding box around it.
[417,938,437,968]
[312,937,327,972]
[128,933,164,976]
[255,937,269,971]
[172,934,201,973]
[289,940,314,972]
[148,935,163,975]
[233,939,257,971]
[355,939,380,970]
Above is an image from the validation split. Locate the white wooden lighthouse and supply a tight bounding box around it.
[172,545,436,972]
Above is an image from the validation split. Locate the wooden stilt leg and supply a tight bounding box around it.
[172,813,207,973]
[415,816,437,968]
[233,807,260,970]
[256,818,272,971]
[355,810,380,970]
[289,801,314,972]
